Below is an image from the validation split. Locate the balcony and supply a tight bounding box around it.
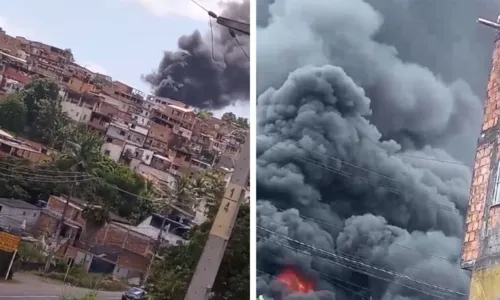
[88,115,109,132]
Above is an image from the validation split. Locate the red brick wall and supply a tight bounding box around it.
[47,196,84,226]
[34,212,57,238]
[92,223,154,256]
[117,251,149,272]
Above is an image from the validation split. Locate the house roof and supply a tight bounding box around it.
[0,199,40,210]
[50,195,130,225]
[167,104,194,113]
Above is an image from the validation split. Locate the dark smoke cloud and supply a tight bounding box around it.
[256,0,489,298]
[257,0,500,163]
[144,0,249,110]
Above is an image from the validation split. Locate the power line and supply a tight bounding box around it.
[257,268,369,299]
[257,226,465,298]
[229,29,249,59]
[258,218,463,286]
[190,0,249,62]
[0,160,89,174]
[0,173,94,184]
[0,166,93,179]
[256,137,462,213]
[261,206,458,264]
[257,136,469,166]
[257,235,449,299]
[189,0,209,12]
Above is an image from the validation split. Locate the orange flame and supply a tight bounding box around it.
[276,268,314,294]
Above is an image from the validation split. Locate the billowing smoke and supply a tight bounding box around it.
[256,0,496,299]
[144,0,249,110]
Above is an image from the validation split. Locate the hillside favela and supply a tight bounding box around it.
[0,26,249,300]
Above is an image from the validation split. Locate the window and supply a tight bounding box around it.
[106,137,113,143]
[22,212,26,215]
[119,130,125,136]
[493,163,500,206]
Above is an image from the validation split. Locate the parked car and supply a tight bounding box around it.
[122,286,149,300]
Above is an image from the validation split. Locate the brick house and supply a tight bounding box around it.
[37,195,155,281]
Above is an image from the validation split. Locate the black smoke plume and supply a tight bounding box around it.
[144,0,249,110]
[256,0,497,299]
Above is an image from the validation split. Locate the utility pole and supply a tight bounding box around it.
[143,218,170,284]
[43,178,76,274]
[184,132,249,300]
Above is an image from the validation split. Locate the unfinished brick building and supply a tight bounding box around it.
[462,29,500,299]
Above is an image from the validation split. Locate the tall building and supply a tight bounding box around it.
[462,26,500,298]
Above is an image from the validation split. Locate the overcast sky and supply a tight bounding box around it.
[0,0,249,118]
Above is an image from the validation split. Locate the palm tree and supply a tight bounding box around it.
[43,129,103,273]
[192,172,225,201]
[59,129,104,172]
[81,202,110,262]
[191,172,226,218]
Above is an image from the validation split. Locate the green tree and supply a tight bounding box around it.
[196,109,213,120]
[149,204,249,300]
[81,203,110,257]
[221,112,236,123]
[32,98,70,147]
[236,117,249,129]
[163,175,196,215]
[0,94,26,133]
[19,78,60,125]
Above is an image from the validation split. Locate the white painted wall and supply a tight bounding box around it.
[0,205,40,231]
[136,164,176,188]
[193,197,209,225]
[100,94,129,111]
[132,114,150,127]
[129,123,149,136]
[61,102,92,123]
[130,218,186,245]
[106,124,128,141]
[101,143,123,162]
[173,125,192,139]
[3,79,22,94]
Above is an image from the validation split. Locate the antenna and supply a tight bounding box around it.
[478,16,500,30]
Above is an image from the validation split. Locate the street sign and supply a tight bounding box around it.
[0,231,21,252]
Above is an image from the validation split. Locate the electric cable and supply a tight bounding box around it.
[258,233,458,299]
[262,206,458,264]
[257,137,462,213]
[258,226,466,297]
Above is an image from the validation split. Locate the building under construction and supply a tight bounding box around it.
[461,17,500,299]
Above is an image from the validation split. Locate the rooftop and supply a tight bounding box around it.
[167,104,194,113]
[0,137,41,153]
[0,50,27,64]
[50,195,130,224]
[0,199,40,210]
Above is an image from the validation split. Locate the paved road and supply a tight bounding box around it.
[0,273,123,300]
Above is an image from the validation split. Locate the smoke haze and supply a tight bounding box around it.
[256,0,500,299]
[144,0,249,110]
